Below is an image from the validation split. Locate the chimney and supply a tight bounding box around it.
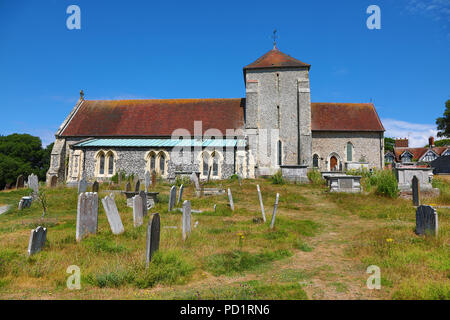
[429,136,435,147]
[394,138,409,148]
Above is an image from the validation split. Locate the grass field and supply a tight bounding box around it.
[0,175,448,300]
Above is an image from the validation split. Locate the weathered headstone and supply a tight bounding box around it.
[92,180,99,193]
[182,200,191,241]
[125,182,131,192]
[207,166,212,183]
[190,172,200,191]
[416,205,438,236]
[177,184,184,205]
[78,176,87,194]
[146,213,160,266]
[257,184,266,222]
[139,190,148,217]
[228,188,234,211]
[135,179,141,192]
[151,170,156,187]
[16,175,24,189]
[101,195,124,235]
[50,175,57,188]
[144,170,151,192]
[412,176,420,206]
[168,185,177,211]
[18,196,32,210]
[270,193,280,229]
[132,195,144,227]
[27,226,47,256]
[28,174,39,196]
[76,192,98,241]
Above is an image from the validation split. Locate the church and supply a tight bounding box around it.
[46,45,385,185]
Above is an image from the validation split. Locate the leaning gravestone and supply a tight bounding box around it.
[182,200,191,241]
[76,192,98,241]
[190,172,200,192]
[270,193,280,229]
[144,170,151,192]
[16,175,24,189]
[132,194,144,227]
[412,176,420,206]
[177,184,184,205]
[228,188,234,211]
[92,180,99,193]
[125,182,131,192]
[146,213,160,267]
[101,195,124,235]
[257,184,266,222]
[416,205,438,236]
[135,180,141,192]
[27,226,47,256]
[168,185,177,211]
[139,190,148,217]
[78,176,87,194]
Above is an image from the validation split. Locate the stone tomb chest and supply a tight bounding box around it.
[325,175,362,193]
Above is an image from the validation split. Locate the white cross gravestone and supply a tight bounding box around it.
[168,185,177,211]
[144,170,151,192]
[270,193,280,229]
[133,194,144,227]
[416,205,438,236]
[27,226,47,256]
[228,188,234,211]
[76,192,98,241]
[101,195,124,235]
[177,184,184,205]
[257,184,266,222]
[182,200,191,241]
[146,213,160,267]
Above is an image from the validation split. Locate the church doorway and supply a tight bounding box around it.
[330,156,338,171]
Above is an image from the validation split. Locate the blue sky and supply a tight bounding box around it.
[0,0,449,147]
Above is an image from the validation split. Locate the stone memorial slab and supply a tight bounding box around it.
[139,190,148,217]
[177,184,184,205]
[133,195,144,227]
[145,170,151,192]
[168,185,177,211]
[228,188,234,211]
[270,193,280,229]
[92,180,99,193]
[182,200,191,241]
[27,226,47,256]
[28,174,39,195]
[416,205,438,236]
[16,175,24,189]
[190,172,200,191]
[101,195,124,235]
[76,192,98,241]
[257,185,266,222]
[412,176,420,206]
[18,196,32,210]
[146,213,160,267]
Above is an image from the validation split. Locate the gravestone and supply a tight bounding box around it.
[151,170,156,187]
[190,172,200,191]
[144,170,151,192]
[139,190,148,217]
[416,205,438,236]
[92,180,99,193]
[135,180,141,192]
[18,196,32,210]
[182,200,191,241]
[270,193,280,229]
[412,176,420,206]
[132,194,144,227]
[27,226,47,256]
[207,166,212,183]
[125,182,131,192]
[78,176,87,194]
[237,174,242,186]
[101,195,124,235]
[16,175,24,189]
[28,174,39,196]
[228,188,234,211]
[177,184,184,205]
[76,192,98,241]
[168,185,177,211]
[50,175,57,188]
[146,213,160,267]
[257,185,266,222]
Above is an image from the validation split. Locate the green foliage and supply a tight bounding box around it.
[347,168,398,198]
[293,239,313,252]
[175,175,190,187]
[307,169,324,185]
[425,139,450,147]
[270,170,285,185]
[436,99,450,138]
[0,134,53,189]
[384,137,395,152]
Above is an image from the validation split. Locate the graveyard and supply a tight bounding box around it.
[0,173,448,300]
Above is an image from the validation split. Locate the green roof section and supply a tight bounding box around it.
[73,138,246,148]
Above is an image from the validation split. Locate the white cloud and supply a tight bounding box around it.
[382,118,437,147]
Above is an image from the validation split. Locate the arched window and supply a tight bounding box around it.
[159,153,166,175]
[99,154,105,175]
[278,140,282,166]
[313,154,319,168]
[150,154,156,172]
[95,150,117,177]
[347,142,353,162]
[107,153,114,175]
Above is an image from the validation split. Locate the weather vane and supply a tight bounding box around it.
[272,29,277,49]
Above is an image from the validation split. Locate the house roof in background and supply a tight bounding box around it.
[393,147,448,161]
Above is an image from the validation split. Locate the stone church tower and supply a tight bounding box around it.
[243,47,312,176]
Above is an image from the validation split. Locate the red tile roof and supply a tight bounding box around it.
[311,103,385,132]
[60,99,245,137]
[394,147,448,161]
[60,99,385,137]
[243,48,311,71]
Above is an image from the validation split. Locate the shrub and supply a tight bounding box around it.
[307,169,324,185]
[270,170,285,185]
[349,169,398,198]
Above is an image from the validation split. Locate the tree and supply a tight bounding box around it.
[436,100,450,137]
[384,137,395,152]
